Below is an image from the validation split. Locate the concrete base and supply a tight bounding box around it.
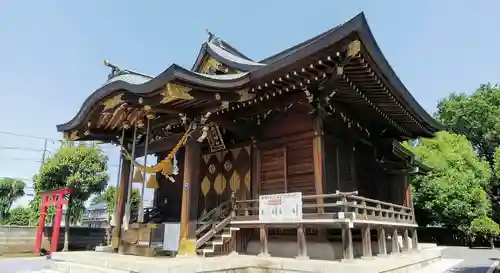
[245,237,425,260]
[38,246,444,273]
[95,246,113,253]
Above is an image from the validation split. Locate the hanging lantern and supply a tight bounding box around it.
[133,168,143,183]
[146,174,159,189]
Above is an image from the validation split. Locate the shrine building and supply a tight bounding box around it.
[56,12,441,260]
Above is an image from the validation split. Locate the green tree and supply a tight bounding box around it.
[91,186,141,244]
[470,216,500,248]
[436,83,500,220]
[0,178,26,220]
[32,142,108,251]
[1,207,31,226]
[404,132,491,230]
[91,186,141,219]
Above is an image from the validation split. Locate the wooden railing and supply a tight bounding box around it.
[196,199,232,237]
[232,191,414,224]
[195,193,236,250]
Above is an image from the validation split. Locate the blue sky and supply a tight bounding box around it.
[0,1,499,207]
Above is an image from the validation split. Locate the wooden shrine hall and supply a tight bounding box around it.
[56,12,442,261]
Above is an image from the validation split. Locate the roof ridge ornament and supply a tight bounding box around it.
[206,29,222,47]
[103,60,152,80]
[104,60,128,80]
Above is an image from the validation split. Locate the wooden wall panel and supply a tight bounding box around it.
[286,139,315,194]
[337,143,357,192]
[261,105,314,140]
[258,138,315,196]
[355,143,376,199]
[324,135,339,193]
[259,147,286,195]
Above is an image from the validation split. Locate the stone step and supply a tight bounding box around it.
[29,270,61,273]
[213,233,231,239]
[205,240,224,246]
[49,261,130,273]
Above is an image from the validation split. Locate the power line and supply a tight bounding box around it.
[0,157,42,162]
[0,146,48,152]
[0,131,59,142]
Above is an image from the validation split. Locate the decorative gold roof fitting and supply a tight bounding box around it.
[200,58,222,74]
[347,40,361,58]
[160,83,194,104]
[63,131,80,141]
[102,93,124,111]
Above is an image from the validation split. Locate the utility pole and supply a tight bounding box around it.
[40,139,48,170]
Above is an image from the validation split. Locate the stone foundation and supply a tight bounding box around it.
[46,245,443,273]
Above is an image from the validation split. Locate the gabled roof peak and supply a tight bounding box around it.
[103,60,151,80]
[204,30,253,61]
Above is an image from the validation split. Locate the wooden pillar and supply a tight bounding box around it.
[361,226,372,258]
[259,225,269,257]
[402,229,410,252]
[391,228,399,254]
[377,227,387,256]
[251,141,260,200]
[411,229,419,251]
[341,224,353,261]
[178,137,201,256]
[112,155,131,251]
[229,229,238,256]
[313,118,325,214]
[296,224,308,259]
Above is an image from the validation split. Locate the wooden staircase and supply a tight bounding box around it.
[196,194,239,256]
[198,226,240,255]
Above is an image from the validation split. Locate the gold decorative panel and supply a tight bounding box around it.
[201,176,211,196]
[160,83,194,104]
[244,171,251,191]
[214,173,226,195]
[198,146,252,216]
[229,172,240,192]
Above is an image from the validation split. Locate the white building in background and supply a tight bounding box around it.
[81,202,108,228]
[59,202,108,228]
[58,200,153,228]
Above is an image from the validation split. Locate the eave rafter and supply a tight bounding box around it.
[212,39,406,139]
[343,50,434,136]
[61,80,256,141]
[338,73,410,136]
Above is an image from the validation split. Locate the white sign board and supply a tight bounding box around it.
[163,223,181,252]
[259,192,302,222]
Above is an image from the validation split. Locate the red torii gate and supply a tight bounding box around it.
[34,188,72,255]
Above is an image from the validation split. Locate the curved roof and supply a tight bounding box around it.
[191,34,264,72]
[56,64,251,132]
[57,12,443,136]
[205,42,264,71]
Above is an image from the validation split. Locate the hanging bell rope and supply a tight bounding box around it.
[146,174,159,189]
[132,168,144,183]
[120,122,195,177]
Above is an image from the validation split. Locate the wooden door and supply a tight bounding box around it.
[198,146,251,216]
[258,139,315,196]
